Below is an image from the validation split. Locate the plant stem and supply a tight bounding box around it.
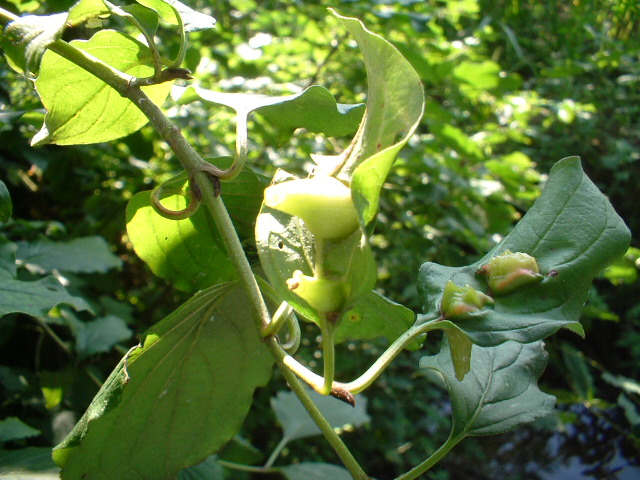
[343,316,441,394]
[0,18,370,477]
[394,434,463,480]
[320,315,336,395]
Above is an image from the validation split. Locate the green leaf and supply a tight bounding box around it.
[67,0,111,28]
[334,290,417,348]
[75,315,133,358]
[332,11,425,226]
[0,417,41,442]
[53,283,274,479]
[280,463,352,480]
[0,275,91,317]
[16,236,122,274]
[0,240,17,279]
[417,157,631,347]
[420,340,555,437]
[125,187,237,293]
[0,180,12,223]
[178,455,224,480]
[271,389,369,443]
[3,12,67,74]
[137,0,216,32]
[32,30,173,146]
[179,85,365,141]
[0,447,59,478]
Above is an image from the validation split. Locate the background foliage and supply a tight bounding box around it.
[0,0,638,479]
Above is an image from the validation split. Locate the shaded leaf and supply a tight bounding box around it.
[271,389,369,443]
[125,186,237,293]
[333,11,425,226]
[16,236,122,274]
[280,463,352,480]
[75,315,133,358]
[32,30,173,146]
[178,455,224,480]
[4,12,67,74]
[0,180,12,223]
[0,417,41,442]
[417,158,631,347]
[0,275,91,317]
[334,290,416,348]
[420,340,555,436]
[0,447,59,478]
[53,284,274,479]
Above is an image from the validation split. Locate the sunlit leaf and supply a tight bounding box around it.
[333,11,425,226]
[67,0,110,28]
[32,30,173,146]
[178,84,364,142]
[137,0,216,32]
[125,186,237,293]
[3,12,67,74]
[421,340,555,436]
[54,284,274,479]
[417,157,631,347]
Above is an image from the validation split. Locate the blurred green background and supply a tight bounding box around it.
[0,1,638,478]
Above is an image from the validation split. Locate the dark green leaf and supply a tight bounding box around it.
[333,11,425,226]
[417,157,631,346]
[32,30,173,146]
[0,275,91,317]
[54,284,274,479]
[16,236,122,274]
[0,240,17,279]
[420,340,555,436]
[271,389,369,442]
[0,447,59,478]
[0,417,41,442]
[0,180,12,223]
[178,455,224,480]
[334,290,416,348]
[125,187,237,293]
[75,315,133,358]
[4,12,67,74]
[280,463,352,480]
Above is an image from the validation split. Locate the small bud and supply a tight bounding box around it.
[264,176,359,240]
[286,270,348,314]
[477,250,543,296]
[440,281,494,320]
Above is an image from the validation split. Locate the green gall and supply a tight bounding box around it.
[440,281,494,320]
[264,176,359,240]
[286,270,348,314]
[477,250,543,296]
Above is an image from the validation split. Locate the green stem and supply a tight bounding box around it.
[394,434,464,480]
[319,315,336,395]
[344,316,441,394]
[263,437,288,469]
[262,301,293,338]
[0,16,370,477]
[217,459,279,474]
